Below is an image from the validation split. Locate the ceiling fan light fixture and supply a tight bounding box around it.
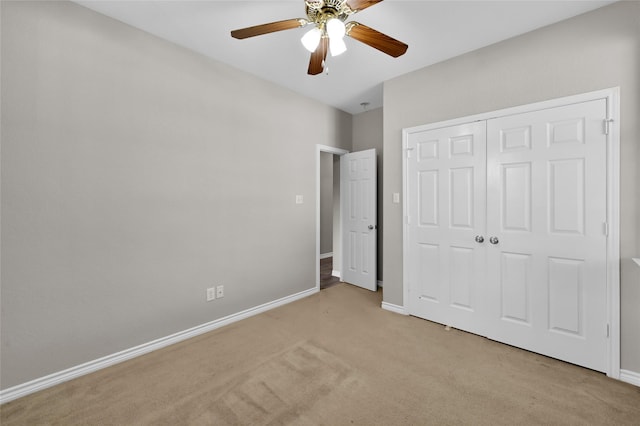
[330,37,347,56]
[326,18,346,39]
[301,27,322,52]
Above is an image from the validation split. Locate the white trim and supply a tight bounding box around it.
[620,370,640,387]
[0,287,318,404]
[332,270,341,278]
[402,129,410,318]
[402,88,619,135]
[381,302,409,315]
[605,88,621,380]
[320,252,333,260]
[316,145,349,290]
[402,88,621,380]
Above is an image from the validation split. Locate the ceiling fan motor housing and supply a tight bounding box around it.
[306,0,353,27]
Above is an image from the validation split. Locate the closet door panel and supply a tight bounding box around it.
[407,122,487,335]
[486,99,608,372]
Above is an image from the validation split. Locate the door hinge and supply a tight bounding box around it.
[405,147,414,158]
[603,222,609,236]
[604,119,613,135]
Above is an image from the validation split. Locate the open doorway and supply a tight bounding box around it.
[320,151,340,289]
[316,145,348,290]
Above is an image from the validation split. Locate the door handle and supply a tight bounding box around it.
[489,236,499,245]
[368,225,376,230]
[475,235,484,243]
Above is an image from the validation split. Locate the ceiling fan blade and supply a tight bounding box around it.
[231,18,306,39]
[308,37,329,75]
[346,0,383,13]
[346,22,408,58]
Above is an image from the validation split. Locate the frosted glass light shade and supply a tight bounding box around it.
[326,18,346,39]
[301,28,322,52]
[330,38,347,56]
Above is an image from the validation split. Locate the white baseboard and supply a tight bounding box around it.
[620,369,640,387]
[320,252,333,260]
[381,301,408,315]
[0,287,319,404]
[332,270,341,278]
[377,280,383,288]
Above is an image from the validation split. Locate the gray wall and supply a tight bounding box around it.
[0,1,351,389]
[320,152,333,255]
[383,1,640,373]
[352,108,383,281]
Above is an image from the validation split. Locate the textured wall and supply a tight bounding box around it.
[0,1,352,389]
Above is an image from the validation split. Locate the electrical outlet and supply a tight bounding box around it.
[206,287,216,301]
[216,285,224,298]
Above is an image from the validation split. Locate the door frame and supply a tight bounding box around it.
[316,145,349,290]
[402,87,620,379]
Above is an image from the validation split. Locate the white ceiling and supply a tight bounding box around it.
[74,0,615,114]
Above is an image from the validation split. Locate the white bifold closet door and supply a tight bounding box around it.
[406,121,488,336]
[407,98,608,372]
[485,100,607,371]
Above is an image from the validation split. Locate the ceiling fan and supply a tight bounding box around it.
[230,0,408,75]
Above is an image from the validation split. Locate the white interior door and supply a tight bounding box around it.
[406,122,487,335]
[485,99,608,372]
[341,149,377,291]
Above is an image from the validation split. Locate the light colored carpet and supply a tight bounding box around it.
[1,283,639,425]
